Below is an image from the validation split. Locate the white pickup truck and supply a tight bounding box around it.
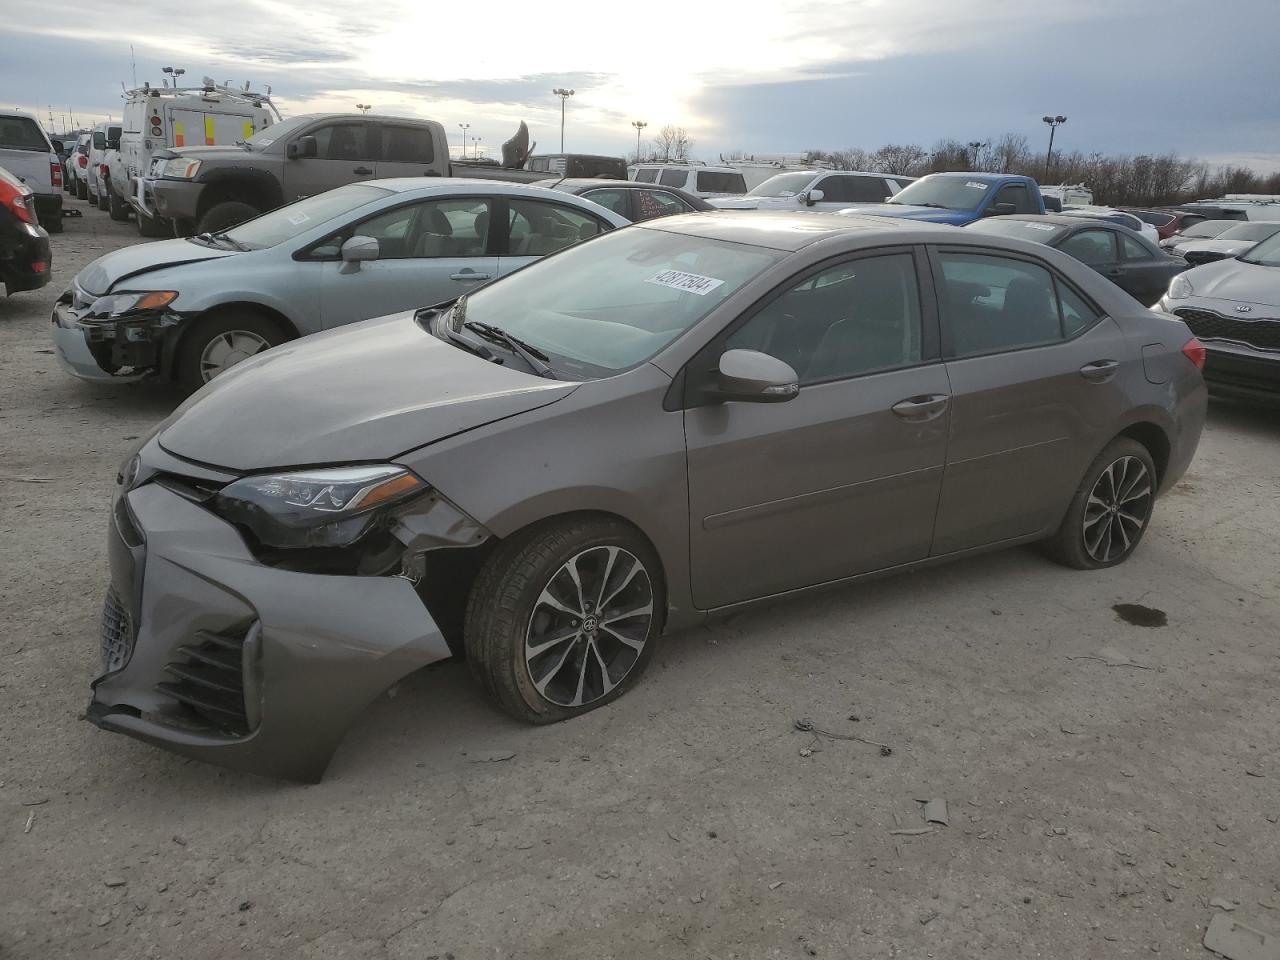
[0,111,64,232]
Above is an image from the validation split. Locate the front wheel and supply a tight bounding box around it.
[174,312,287,392]
[196,201,261,234]
[1044,438,1157,570]
[465,517,663,724]
[136,211,169,238]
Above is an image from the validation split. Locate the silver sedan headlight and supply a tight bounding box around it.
[1167,274,1194,300]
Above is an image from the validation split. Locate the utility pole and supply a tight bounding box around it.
[967,141,983,170]
[631,120,647,162]
[472,136,483,158]
[356,103,371,115]
[552,88,574,152]
[1042,115,1067,183]
[458,122,470,158]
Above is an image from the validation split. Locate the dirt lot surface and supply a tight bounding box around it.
[2,197,1279,959]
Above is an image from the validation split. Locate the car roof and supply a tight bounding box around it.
[636,210,956,251]
[982,214,1112,229]
[549,178,686,191]
[363,178,631,210]
[923,171,1018,181]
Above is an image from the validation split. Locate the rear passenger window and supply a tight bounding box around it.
[1059,229,1116,265]
[726,253,922,384]
[634,168,658,183]
[1055,281,1100,337]
[659,169,689,188]
[380,126,434,163]
[1120,233,1151,261]
[852,176,891,202]
[636,190,690,220]
[938,253,1072,357]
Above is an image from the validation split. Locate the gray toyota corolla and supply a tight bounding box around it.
[90,212,1207,781]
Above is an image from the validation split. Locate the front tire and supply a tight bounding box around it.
[465,517,663,724]
[174,311,287,392]
[196,201,261,234]
[1044,438,1157,570]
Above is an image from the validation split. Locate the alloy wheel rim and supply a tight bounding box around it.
[1083,456,1152,563]
[524,545,654,707]
[199,330,271,382]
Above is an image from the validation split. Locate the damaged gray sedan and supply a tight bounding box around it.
[90,212,1207,781]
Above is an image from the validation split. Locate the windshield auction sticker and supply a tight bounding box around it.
[646,269,725,296]
[965,181,990,190]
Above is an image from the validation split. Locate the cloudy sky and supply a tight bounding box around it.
[5,0,1279,171]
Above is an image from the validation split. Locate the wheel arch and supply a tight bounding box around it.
[1116,420,1171,486]
[161,301,301,380]
[194,169,283,221]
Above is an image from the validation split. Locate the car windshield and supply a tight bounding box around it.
[219,184,392,249]
[747,173,817,198]
[1218,222,1280,242]
[0,116,51,152]
[453,227,784,379]
[1180,220,1234,239]
[966,218,1069,245]
[888,177,992,211]
[242,116,310,149]
[1238,232,1280,267]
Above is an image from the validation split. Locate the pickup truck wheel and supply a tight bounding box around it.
[44,209,64,234]
[136,211,168,237]
[96,188,109,211]
[76,180,87,200]
[108,191,130,222]
[175,312,287,391]
[197,201,261,234]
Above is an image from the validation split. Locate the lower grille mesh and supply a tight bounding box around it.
[100,588,135,673]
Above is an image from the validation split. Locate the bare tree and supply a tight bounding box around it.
[870,143,928,176]
[652,125,694,161]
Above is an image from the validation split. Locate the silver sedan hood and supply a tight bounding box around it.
[75,238,237,296]
[1184,258,1280,306]
[158,311,577,472]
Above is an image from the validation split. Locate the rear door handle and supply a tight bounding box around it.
[450,271,491,282]
[891,394,950,421]
[1080,359,1119,382]
[353,166,373,175]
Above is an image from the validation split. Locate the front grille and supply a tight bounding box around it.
[156,627,253,735]
[100,587,136,673]
[1175,308,1280,352]
[153,472,225,503]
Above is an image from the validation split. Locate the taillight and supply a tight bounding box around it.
[31,260,48,273]
[100,163,110,179]
[0,178,35,224]
[1182,337,1206,370]
[51,160,63,188]
[78,154,88,168]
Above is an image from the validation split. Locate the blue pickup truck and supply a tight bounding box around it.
[851,172,1046,225]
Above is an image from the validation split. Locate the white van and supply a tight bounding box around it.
[629,162,747,199]
[108,80,278,234]
[87,121,122,209]
[0,111,63,232]
[709,170,913,212]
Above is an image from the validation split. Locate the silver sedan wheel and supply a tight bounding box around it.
[199,330,271,382]
[524,545,654,708]
[1083,456,1152,563]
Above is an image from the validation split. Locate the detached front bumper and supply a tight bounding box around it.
[89,480,453,782]
[51,297,181,382]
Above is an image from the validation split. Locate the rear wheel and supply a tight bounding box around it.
[465,517,663,724]
[96,189,109,211]
[108,190,130,222]
[76,179,88,200]
[196,201,261,235]
[44,208,63,233]
[1044,437,1157,570]
[174,311,288,392]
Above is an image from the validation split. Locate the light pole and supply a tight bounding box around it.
[552,88,575,152]
[356,103,371,115]
[631,120,647,162]
[472,136,482,159]
[968,140,983,170]
[1042,115,1067,182]
[457,122,470,158]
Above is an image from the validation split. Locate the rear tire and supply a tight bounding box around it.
[108,190,130,222]
[76,179,88,200]
[196,201,260,235]
[174,311,288,392]
[1043,437,1157,570]
[96,189,109,211]
[45,208,64,234]
[464,516,663,724]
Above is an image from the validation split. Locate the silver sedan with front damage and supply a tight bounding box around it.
[50,179,627,391]
[90,212,1207,781]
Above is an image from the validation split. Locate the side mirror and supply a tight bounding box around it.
[288,136,318,159]
[340,235,380,263]
[715,349,799,403]
[803,188,825,206]
[986,202,1017,217]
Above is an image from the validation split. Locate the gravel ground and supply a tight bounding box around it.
[2,197,1278,959]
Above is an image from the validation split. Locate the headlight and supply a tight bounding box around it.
[212,465,425,549]
[1167,274,1194,300]
[161,158,201,179]
[86,290,178,321]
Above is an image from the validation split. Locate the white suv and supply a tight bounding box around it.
[709,170,912,212]
[630,163,747,199]
[0,111,64,232]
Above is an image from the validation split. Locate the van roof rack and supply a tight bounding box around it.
[123,82,282,120]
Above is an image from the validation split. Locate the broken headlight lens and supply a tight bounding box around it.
[213,465,425,549]
[86,290,178,320]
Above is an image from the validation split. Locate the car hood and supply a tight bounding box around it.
[849,203,970,224]
[75,238,238,296]
[1180,239,1254,256]
[1184,258,1280,306]
[708,196,796,210]
[154,144,254,163]
[158,311,578,472]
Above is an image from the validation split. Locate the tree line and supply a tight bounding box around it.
[804,135,1280,207]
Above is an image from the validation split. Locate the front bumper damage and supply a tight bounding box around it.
[51,294,183,382]
[88,461,466,782]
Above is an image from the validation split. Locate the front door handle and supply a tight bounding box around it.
[1080,359,1119,382]
[353,165,373,175]
[450,271,491,282]
[891,394,950,421]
